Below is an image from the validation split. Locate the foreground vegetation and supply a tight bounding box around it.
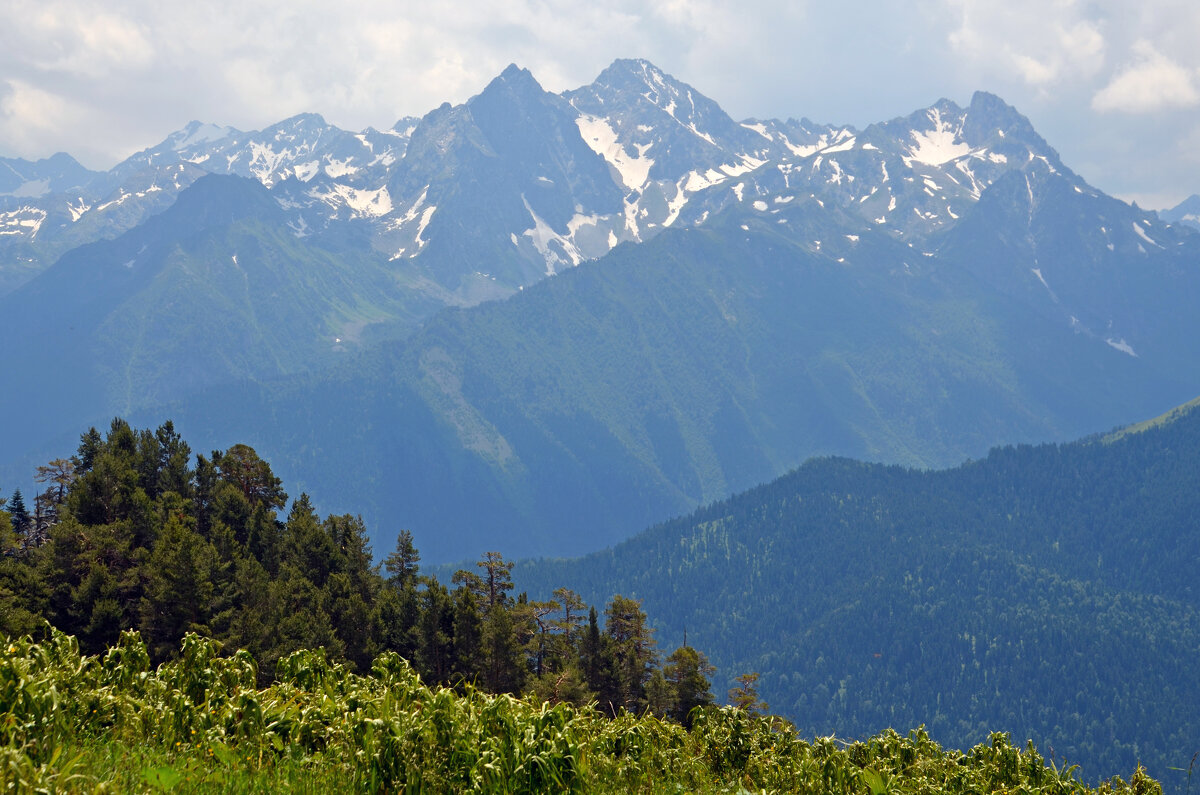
[1,629,1161,793]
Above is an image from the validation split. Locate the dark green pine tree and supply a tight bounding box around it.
[326,571,372,672]
[663,645,715,727]
[476,551,514,612]
[384,530,421,590]
[139,515,218,659]
[480,600,526,694]
[451,585,483,684]
[580,606,619,714]
[417,577,455,684]
[74,427,103,473]
[373,529,422,663]
[7,488,30,537]
[215,444,287,511]
[372,582,421,662]
[604,595,658,714]
[267,566,343,670]
[282,495,337,588]
[227,555,275,669]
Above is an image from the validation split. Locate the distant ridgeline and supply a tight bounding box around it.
[0,418,1176,793]
[513,396,1200,791]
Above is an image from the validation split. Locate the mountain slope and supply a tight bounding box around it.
[380,64,625,297]
[0,174,437,455]
[150,187,1197,564]
[512,397,1200,789]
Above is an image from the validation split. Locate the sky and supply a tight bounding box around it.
[2,0,1199,209]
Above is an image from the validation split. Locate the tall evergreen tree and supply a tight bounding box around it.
[418,577,455,683]
[74,427,102,473]
[215,444,286,510]
[476,551,514,611]
[481,601,526,694]
[384,530,420,590]
[282,495,336,587]
[604,595,658,713]
[451,585,483,684]
[663,645,715,727]
[140,515,218,659]
[7,488,30,538]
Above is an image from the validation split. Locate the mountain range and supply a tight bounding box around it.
[2,58,1199,562]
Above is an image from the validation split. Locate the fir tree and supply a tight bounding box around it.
[7,488,30,537]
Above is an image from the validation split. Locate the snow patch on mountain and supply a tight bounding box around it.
[313,184,393,218]
[385,187,438,258]
[741,122,773,141]
[720,155,765,177]
[1106,338,1137,357]
[662,183,690,227]
[575,114,654,191]
[324,158,359,178]
[414,207,435,250]
[171,122,235,151]
[95,185,162,212]
[684,169,727,192]
[293,161,320,182]
[67,198,91,222]
[0,207,46,238]
[780,128,852,158]
[904,108,970,167]
[1132,221,1162,248]
[822,134,856,154]
[521,195,583,275]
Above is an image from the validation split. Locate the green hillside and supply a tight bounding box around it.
[513,397,1200,789]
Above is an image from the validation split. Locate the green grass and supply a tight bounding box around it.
[1101,395,1200,443]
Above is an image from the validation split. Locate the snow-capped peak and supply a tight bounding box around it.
[169,121,236,151]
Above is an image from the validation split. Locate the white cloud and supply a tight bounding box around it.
[945,0,1106,88]
[0,79,85,157]
[7,4,153,76]
[1092,40,1200,113]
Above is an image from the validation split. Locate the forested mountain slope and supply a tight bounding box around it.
[158,193,1197,562]
[513,397,1200,789]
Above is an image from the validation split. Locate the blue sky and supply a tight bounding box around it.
[2,0,1199,208]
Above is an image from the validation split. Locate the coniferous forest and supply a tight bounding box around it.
[514,398,1200,792]
[0,419,711,721]
[0,418,1176,792]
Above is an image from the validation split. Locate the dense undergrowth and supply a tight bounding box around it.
[2,629,1161,794]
